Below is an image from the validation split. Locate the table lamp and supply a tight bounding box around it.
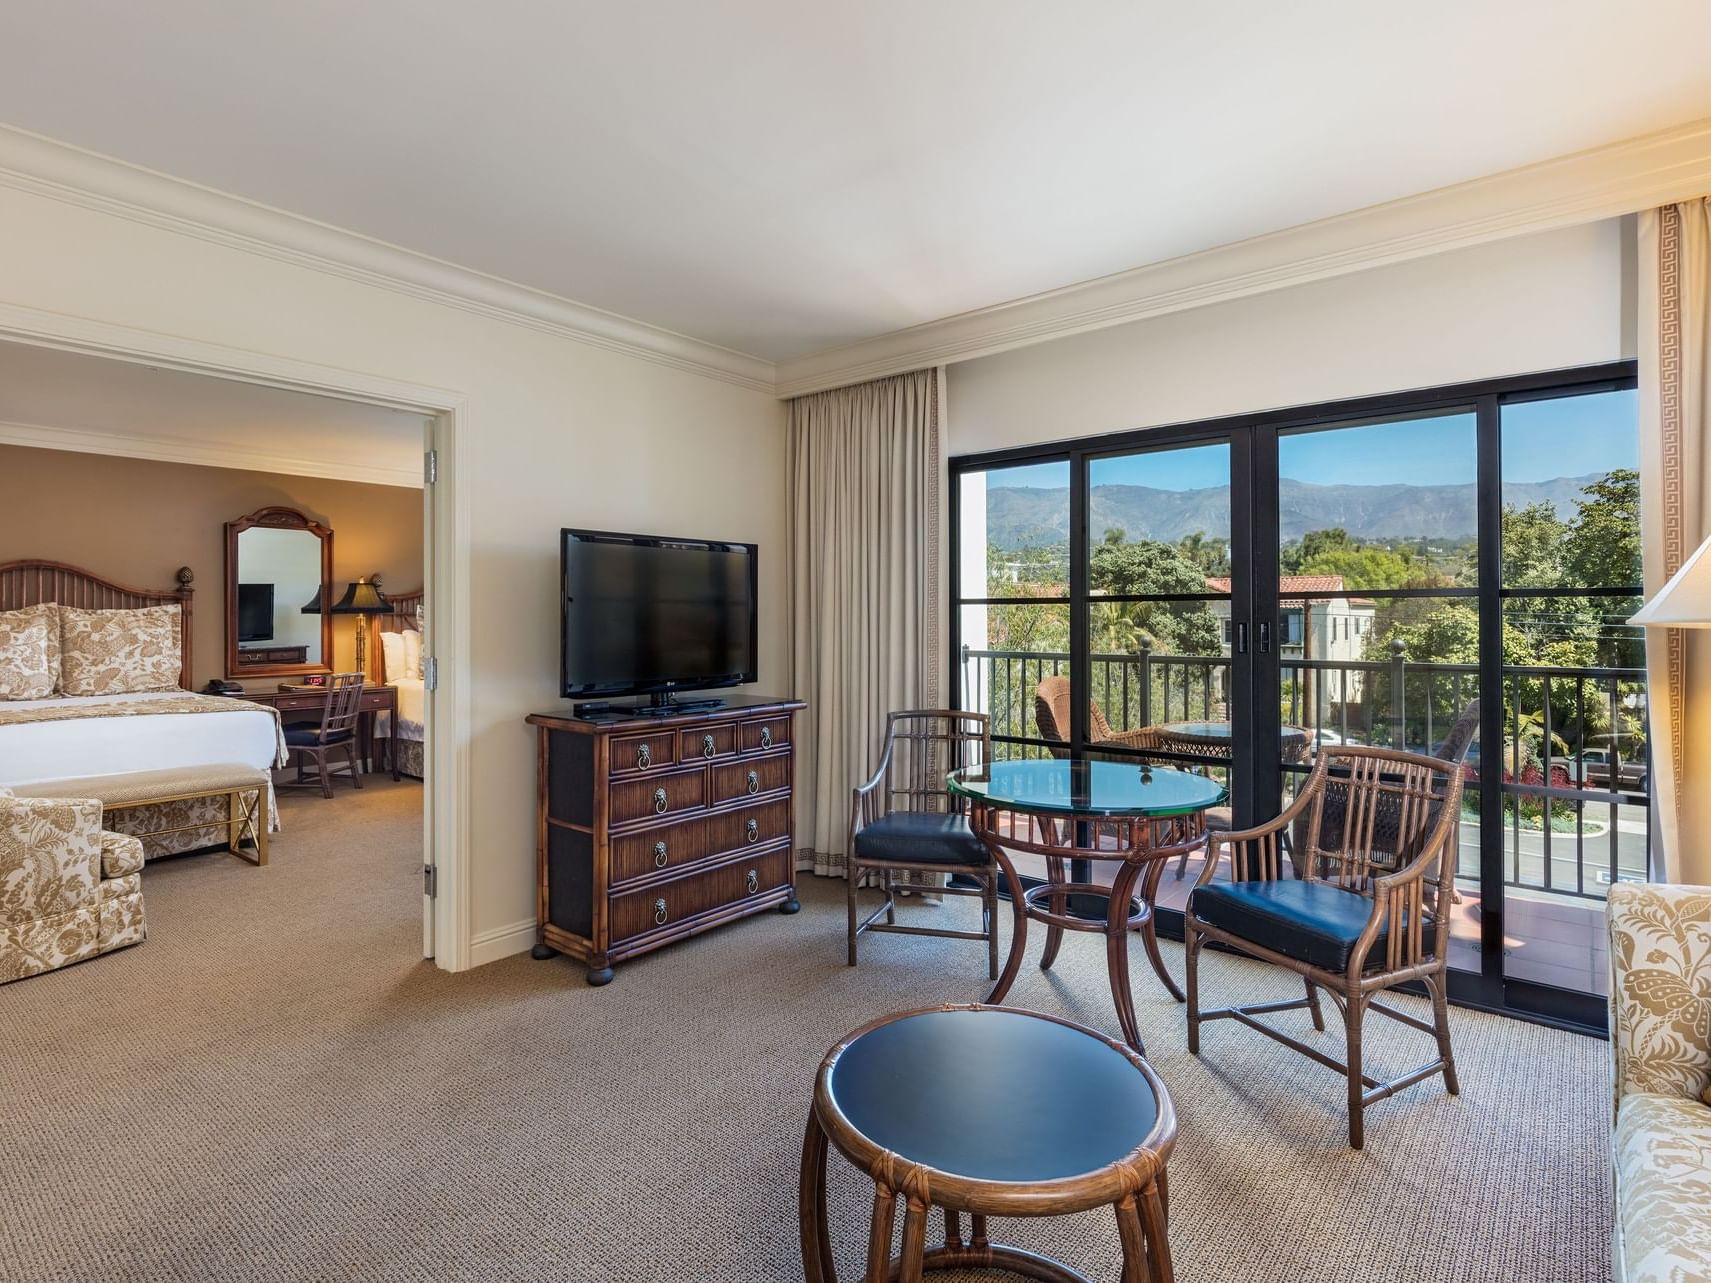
[1629,534,1711,628]
[331,577,390,677]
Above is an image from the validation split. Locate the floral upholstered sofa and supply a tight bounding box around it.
[0,785,146,984]
[1609,882,1711,1283]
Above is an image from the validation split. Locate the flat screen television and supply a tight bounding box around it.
[560,529,757,703]
[237,582,275,643]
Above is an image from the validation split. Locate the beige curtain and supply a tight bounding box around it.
[1639,197,1711,884]
[788,369,942,877]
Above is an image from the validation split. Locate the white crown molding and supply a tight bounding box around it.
[0,418,423,489]
[774,116,1711,398]
[0,125,778,395]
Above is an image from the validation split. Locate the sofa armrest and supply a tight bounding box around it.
[0,795,103,925]
[100,831,145,879]
[1608,882,1711,1107]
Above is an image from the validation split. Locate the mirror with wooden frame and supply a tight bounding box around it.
[224,506,334,679]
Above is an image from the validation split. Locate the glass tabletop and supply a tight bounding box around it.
[947,758,1227,818]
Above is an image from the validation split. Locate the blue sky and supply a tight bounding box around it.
[982,388,1637,491]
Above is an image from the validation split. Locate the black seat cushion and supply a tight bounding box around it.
[284,726,355,747]
[853,812,989,868]
[1190,879,1388,973]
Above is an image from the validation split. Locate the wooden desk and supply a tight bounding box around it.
[234,684,401,781]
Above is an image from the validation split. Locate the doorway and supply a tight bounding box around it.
[951,361,1645,1030]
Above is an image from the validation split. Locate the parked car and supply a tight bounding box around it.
[1568,748,1648,792]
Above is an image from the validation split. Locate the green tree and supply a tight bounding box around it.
[1496,501,1566,589]
[1562,468,1641,590]
[1088,532,1222,656]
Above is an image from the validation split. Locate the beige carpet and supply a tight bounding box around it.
[0,778,1611,1283]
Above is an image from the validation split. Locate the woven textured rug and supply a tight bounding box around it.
[0,778,1611,1282]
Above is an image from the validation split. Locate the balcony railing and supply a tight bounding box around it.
[960,642,1651,900]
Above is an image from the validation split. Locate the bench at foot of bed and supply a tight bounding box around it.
[11,764,272,866]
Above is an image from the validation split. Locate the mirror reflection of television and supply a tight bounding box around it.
[237,583,275,644]
[560,529,757,699]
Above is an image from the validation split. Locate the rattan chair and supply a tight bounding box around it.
[847,711,996,976]
[1032,676,1161,756]
[279,673,365,798]
[1185,745,1464,1148]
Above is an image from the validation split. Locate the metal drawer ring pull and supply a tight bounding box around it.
[745,817,759,844]
[759,727,772,750]
[745,770,759,795]
[653,898,668,926]
[637,742,651,769]
[702,733,716,759]
[745,868,759,894]
[653,840,668,868]
[652,786,668,814]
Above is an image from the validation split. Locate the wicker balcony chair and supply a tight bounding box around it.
[847,711,997,976]
[1032,676,1161,756]
[1185,745,1464,1148]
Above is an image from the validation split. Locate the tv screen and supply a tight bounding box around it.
[561,529,757,699]
[237,582,275,643]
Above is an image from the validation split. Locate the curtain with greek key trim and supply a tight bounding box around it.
[1639,198,1711,884]
[788,369,942,877]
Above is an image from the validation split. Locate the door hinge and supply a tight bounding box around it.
[423,655,439,691]
[423,864,437,897]
[424,448,438,485]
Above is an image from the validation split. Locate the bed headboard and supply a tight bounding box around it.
[369,577,423,684]
[0,560,196,690]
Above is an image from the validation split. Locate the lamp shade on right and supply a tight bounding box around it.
[1630,534,1711,628]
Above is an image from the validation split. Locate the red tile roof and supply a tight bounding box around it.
[1204,575,1348,595]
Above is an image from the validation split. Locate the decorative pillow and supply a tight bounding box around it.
[402,629,424,680]
[59,605,182,696]
[380,631,407,683]
[0,604,60,700]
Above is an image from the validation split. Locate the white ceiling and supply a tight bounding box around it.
[1,2,1710,363]
[0,339,428,486]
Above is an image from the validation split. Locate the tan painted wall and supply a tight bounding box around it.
[0,444,422,688]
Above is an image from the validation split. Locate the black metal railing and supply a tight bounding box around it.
[960,642,1650,898]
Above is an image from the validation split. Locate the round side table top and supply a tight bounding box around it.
[946,759,1226,819]
[823,1007,1164,1183]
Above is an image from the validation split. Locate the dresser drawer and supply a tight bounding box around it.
[610,847,792,944]
[711,754,791,805]
[609,818,709,884]
[679,723,738,764]
[610,731,675,775]
[609,766,706,827]
[706,799,791,857]
[740,716,791,754]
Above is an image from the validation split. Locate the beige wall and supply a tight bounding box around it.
[0,181,789,965]
[947,219,1634,456]
[0,444,422,686]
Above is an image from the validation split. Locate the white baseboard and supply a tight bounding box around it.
[468,917,537,968]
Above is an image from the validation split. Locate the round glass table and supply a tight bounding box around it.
[948,759,1226,1054]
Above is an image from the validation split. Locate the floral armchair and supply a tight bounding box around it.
[1608,882,1711,1283]
[0,785,146,984]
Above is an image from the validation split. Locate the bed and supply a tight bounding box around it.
[372,584,425,780]
[0,560,286,856]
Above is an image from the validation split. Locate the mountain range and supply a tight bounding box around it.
[982,474,1605,549]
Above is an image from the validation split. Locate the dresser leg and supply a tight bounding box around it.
[585,956,616,986]
[780,886,801,915]
[530,941,557,961]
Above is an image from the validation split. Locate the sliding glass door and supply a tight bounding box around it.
[949,362,1646,1030]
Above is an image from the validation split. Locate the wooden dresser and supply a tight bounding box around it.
[526,696,806,985]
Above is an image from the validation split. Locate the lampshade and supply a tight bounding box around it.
[330,578,390,615]
[298,586,324,614]
[1629,535,1711,628]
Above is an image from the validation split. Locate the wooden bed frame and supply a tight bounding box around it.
[369,579,423,684]
[0,560,195,690]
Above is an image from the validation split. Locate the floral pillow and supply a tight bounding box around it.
[0,604,60,700]
[59,605,182,696]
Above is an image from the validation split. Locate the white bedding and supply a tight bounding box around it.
[376,678,425,742]
[0,690,283,787]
